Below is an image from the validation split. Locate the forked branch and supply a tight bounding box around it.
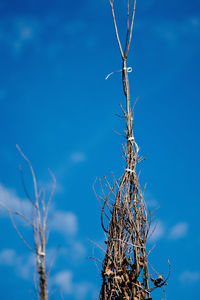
[0,145,56,300]
[96,1,169,299]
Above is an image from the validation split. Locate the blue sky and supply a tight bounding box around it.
[0,0,200,299]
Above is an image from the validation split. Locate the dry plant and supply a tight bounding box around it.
[92,1,170,299]
[0,145,56,300]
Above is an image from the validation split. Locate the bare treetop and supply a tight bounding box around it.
[93,1,170,299]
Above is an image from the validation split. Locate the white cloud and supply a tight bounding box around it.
[0,14,96,58]
[0,248,34,280]
[50,210,78,236]
[148,220,165,242]
[17,253,35,279]
[144,192,159,208]
[53,270,73,294]
[0,184,79,236]
[52,270,97,300]
[0,183,32,218]
[47,240,86,266]
[74,282,97,300]
[39,179,63,195]
[54,150,87,179]
[70,241,86,260]
[0,248,16,266]
[169,222,188,240]
[70,152,86,163]
[179,271,200,284]
[0,16,41,56]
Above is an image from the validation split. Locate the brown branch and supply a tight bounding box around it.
[16,144,39,202]
[125,0,137,58]
[0,203,33,251]
[124,0,130,55]
[47,246,60,279]
[0,145,57,300]
[109,0,124,58]
[19,165,34,205]
[96,1,168,299]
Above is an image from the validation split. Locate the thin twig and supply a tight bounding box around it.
[16,144,39,202]
[125,0,137,58]
[109,0,124,58]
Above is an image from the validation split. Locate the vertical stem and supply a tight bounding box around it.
[124,0,130,54]
[37,248,48,300]
[100,1,152,299]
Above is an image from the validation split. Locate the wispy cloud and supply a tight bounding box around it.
[144,192,159,208]
[52,270,98,299]
[168,222,188,240]
[148,220,165,242]
[53,150,87,179]
[38,179,63,195]
[53,270,73,294]
[0,14,96,58]
[0,16,41,56]
[70,152,86,163]
[73,281,98,300]
[0,248,34,279]
[179,271,200,284]
[51,239,86,263]
[0,183,32,218]
[0,248,16,266]
[147,218,189,242]
[70,241,86,260]
[18,253,35,279]
[0,184,79,237]
[50,210,78,236]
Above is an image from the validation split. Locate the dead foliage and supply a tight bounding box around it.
[92,1,170,299]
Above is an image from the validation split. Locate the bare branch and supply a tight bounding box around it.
[19,164,34,205]
[124,0,130,55]
[47,246,60,278]
[16,144,39,202]
[0,203,34,251]
[125,0,137,58]
[88,247,103,275]
[109,0,124,58]
[96,1,168,299]
[1,145,57,300]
